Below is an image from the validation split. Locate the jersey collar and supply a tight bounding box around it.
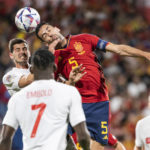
[63,34,71,48]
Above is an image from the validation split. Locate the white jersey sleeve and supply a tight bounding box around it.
[3,72,21,91]
[2,68,30,96]
[135,120,142,147]
[69,87,86,127]
[2,95,19,130]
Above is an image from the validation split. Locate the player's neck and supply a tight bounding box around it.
[15,62,29,69]
[34,72,54,81]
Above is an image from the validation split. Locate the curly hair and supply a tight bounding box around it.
[31,47,55,70]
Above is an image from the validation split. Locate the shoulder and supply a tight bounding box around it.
[55,80,73,88]
[71,33,98,39]
[3,68,14,77]
[8,89,22,106]
[3,68,15,83]
[71,34,100,46]
[11,82,32,99]
[54,81,78,93]
[137,116,150,127]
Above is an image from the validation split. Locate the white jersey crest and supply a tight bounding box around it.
[3,67,30,96]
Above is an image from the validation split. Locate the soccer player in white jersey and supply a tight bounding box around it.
[0,48,90,150]
[2,38,33,96]
[134,96,150,150]
[135,116,150,150]
[2,38,34,150]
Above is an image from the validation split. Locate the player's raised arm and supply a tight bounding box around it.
[18,73,34,88]
[105,43,150,60]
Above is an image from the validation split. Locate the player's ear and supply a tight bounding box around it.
[53,63,57,72]
[9,52,13,59]
[30,65,34,74]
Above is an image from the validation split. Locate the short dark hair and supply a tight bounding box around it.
[35,22,48,42]
[31,47,55,70]
[9,38,28,53]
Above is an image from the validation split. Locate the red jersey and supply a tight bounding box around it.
[54,33,109,103]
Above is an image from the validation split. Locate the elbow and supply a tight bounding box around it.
[115,45,130,56]
[107,44,126,56]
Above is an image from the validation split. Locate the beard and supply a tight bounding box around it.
[15,60,28,66]
[15,53,28,66]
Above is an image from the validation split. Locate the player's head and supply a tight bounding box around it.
[8,38,30,65]
[35,22,64,44]
[31,47,56,80]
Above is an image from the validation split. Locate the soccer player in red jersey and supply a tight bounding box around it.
[35,23,150,150]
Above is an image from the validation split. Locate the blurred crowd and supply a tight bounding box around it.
[0,0,150,149]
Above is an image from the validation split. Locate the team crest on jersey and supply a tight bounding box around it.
[73,42,85,55]
[6,75,13,82]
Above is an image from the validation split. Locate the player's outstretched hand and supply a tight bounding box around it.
[46,39,61,54]
[68,64,87,85]
[146,53,150,61]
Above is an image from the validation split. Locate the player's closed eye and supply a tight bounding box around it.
[23,47,27,51]
[15,48,21,52]
[42,33,47,40]
[47,26,51,32]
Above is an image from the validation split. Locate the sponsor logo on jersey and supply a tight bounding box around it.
[146,137,150,144]
[73,42,85,55]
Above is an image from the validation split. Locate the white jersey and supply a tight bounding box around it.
[2,67,30,96]
[3,79,85,150]
[135,115,150,150]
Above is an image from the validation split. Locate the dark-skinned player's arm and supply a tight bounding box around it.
[73,122,90,150]
[66,135,77,150]
[0,93,18,150]
[69,87,90,150]
[106,43,150,60]
[0,125,15,150]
